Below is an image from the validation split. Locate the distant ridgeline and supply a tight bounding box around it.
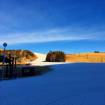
[0,49,36,64]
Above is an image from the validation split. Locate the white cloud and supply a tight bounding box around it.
[0,28,104,45]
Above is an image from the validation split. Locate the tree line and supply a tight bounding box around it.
[46,51,65,62]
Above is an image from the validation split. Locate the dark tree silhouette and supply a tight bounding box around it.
[94,51,100,53]
[46,51,65,62]
[0,55,11,63]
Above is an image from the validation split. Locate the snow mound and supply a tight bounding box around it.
[30,52,67,66]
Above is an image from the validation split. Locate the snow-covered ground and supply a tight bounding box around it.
[30,52,68,66]
[0,63,105,105]
[34,52,46,62]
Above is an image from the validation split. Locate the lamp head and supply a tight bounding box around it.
[3,42,7,48]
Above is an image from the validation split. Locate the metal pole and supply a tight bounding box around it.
[2,42,7,80]
[3,47,6,65]
[2,47,5,79]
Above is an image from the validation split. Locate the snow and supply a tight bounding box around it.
[30,52,68,66]
[0,63,105,105]
[34,52,46,62]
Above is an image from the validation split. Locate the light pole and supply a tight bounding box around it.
[2,42,7,79]
[3,42,7,64]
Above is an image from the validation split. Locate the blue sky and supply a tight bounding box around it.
[0,0,105,53]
